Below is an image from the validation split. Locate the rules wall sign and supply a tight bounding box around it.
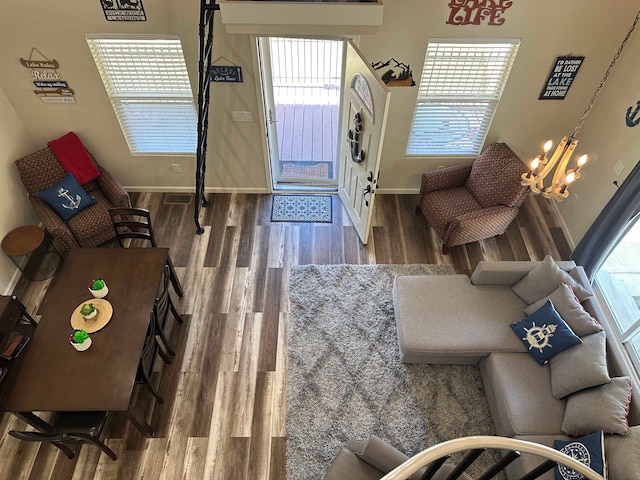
[539,56,585,100]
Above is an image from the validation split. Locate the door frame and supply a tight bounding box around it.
[254,34,358,192]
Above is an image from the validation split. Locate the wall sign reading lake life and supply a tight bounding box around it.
[210,65,243,83]
[539,56,585,100]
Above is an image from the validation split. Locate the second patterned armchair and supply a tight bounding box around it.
[415,142,529,254]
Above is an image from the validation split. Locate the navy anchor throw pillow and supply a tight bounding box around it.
[36,172,97,222]
[511,300,582,365]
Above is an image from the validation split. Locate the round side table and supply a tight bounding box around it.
[1,225,63,281]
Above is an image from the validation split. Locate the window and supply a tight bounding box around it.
[86,35,197,155]
[595,215,640,373]
[406,39,520,156]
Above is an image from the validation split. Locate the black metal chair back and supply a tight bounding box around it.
[109,207,157,247]
[9,411,116,460]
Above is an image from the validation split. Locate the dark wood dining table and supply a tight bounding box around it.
[2,247,173,437]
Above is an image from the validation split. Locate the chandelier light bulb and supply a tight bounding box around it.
[543,140,553,153]
[577,154,588,167]
[565,171,576,184]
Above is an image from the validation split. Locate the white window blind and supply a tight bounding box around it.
[86,36,197,155]
[407,39,519,156]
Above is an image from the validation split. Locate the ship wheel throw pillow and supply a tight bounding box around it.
[510,300,582,365]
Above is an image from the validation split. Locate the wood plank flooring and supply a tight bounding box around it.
[0,192,571,480]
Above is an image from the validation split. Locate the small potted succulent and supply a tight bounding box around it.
[69,330,92,351]
[89,278,108,298]
[80,302,98,320]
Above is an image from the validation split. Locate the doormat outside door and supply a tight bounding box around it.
[271,195,333,223]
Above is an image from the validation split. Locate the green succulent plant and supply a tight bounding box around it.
[90,278,105,290]
[72,330,89,343]
[80,303,95,316]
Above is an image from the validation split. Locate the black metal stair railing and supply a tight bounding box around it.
[194,0,219,235]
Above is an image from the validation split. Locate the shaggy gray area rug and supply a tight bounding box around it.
[287,264,500,480]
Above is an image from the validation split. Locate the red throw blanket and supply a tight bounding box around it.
[48,132,100,184]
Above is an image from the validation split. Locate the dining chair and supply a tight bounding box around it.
[108,207,184,298]
[153,265,184,356]
[136,313,172,405]
[9,411,116,460]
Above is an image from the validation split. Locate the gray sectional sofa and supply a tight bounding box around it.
[392,258,640,480]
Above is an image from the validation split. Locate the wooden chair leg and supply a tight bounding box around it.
[441,244,451,255]
[415,205,422,214]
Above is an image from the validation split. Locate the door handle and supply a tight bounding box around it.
[363,184,372,207]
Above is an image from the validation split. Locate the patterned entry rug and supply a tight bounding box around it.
[287,264,501,480]
[271,194,333,223]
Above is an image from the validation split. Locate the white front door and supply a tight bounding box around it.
[338,40,390,244]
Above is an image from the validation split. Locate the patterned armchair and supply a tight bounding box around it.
[416,142,529,254]
[15,146,131,251]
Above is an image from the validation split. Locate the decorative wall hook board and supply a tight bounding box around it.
[21,48,75,103]
[210,56,243,83]
[100,0,146,22]
[347,112,365,164]
[539,56,584,100]
[372,58,415,87]
[626,100,640,127]
[446,0,513,26]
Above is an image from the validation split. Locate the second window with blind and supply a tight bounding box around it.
[86,35,197,156]
[407,39,520,157]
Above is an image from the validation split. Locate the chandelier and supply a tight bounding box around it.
[522,9,640,202]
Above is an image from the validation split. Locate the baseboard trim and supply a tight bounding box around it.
[547,200,576,250]
[125,186,271,194]
[376,188,419,194]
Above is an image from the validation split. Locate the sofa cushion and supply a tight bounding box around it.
[512,256,592,304]
[562,376,633,436]
[549,331,610,399]
[35,172,97,222]
[554,431,606,480]
[510,301,582,366]
[605,425,640,480]
[524,284,602,337]
[479,353,566,436]
[393,275,527,364]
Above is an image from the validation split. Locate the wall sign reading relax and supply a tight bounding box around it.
[539,56,584,100]
[20,48,75,103]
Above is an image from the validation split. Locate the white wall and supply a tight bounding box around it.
[1,0,639,247]
[0,86,39,293]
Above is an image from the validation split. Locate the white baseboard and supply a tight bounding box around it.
[547,200,576,250]
[376,188,419,194]
[4,267,21,296]
[125,186,271,194]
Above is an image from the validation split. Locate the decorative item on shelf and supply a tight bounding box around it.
[80,302,98,321]
[89,278,108,299]
[522,9,640,202]
[69,330,91,352]
[371,58,415,87]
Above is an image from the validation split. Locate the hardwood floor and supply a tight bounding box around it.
[0,192,571,480]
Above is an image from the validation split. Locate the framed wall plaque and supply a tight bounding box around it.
[539,56,585,100]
